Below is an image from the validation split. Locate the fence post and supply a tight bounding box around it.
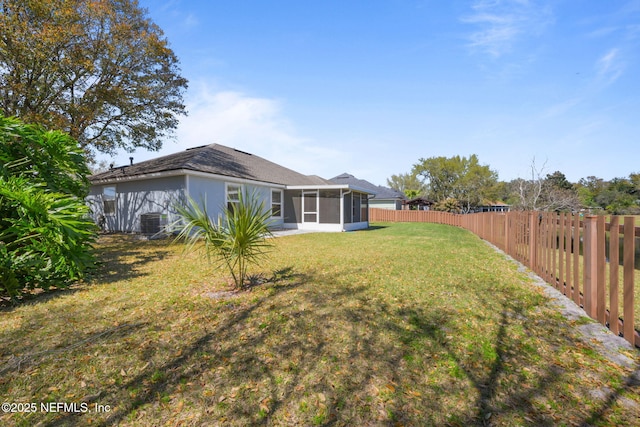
[528,212,537,270]
[596,216,606,324]
[558,213,565,293]
[583,216,598,318]
[572,215,581,306]
[564,213,572,298]
[504,213,510,255]
[609,216,620,336]
[623,216,636,346]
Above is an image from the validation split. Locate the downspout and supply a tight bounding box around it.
[341,189,352,232]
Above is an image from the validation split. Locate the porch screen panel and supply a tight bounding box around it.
[303,191,317,223]
[343,193,352,223]
[319,190,340,224]
[284,190,301,223]
[352,193,361,223]
[360,193,369,222]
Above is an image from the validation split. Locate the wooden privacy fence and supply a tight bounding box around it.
[370,208,639,347]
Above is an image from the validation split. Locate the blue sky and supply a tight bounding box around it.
[104,0,640,186]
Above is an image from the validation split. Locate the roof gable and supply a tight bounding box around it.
[330,173,406,200]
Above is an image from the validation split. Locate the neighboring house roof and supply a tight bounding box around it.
[90,144,332,186]
[405,197,434,206]
[329,173,406,200]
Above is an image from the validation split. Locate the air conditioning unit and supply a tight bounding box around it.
[140,213,168,235]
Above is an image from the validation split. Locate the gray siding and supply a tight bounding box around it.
[186,176,281,228]
[88,176,186,232]
[186,176,226,221]
[370,199,402,210]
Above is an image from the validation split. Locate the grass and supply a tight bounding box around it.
[1,222,639,426]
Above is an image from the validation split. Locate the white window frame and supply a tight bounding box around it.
[271,189,283,218]
[103,186,116,216]
[225,183,243,212]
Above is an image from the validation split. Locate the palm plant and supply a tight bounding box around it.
[174,189,274,289]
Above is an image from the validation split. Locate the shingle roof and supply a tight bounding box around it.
[330,173,406,200]
[90,144,332,186]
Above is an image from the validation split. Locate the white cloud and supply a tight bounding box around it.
[182,13,199,29]
[540,97,583,119]
[462,0,552,58]
[104,82,351,179]
[178,84,349,176]
[178,85,301,149]
[596,48,624,85]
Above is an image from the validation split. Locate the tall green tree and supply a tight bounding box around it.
[412,154,498,212]
[0,0,188,157]
[595,177,639,214]
[545,171,573,190]
[386,172,427,199]
[0,115,96,300]
[576,176,606,209]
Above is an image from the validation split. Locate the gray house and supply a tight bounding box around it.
[87,144,372,233]
[330,173,406,210]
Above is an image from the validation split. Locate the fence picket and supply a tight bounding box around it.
[623,217,636,346]
[609,216,620,336]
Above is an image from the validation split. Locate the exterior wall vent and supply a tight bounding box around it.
[140,213,168,234]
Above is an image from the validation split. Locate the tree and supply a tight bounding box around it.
[174,190,274,289]
[0,115,96,300]
[433,197,461,213]
[576,176,606,209]
[541,170,580,212]
[386,172,427,199]
[595,177,639,214]
[412,154,498,213]
[512,160,580,212]
[0,0,188,157]
[545,171,573,190]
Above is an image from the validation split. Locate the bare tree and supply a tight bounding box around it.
[514,158,580,211]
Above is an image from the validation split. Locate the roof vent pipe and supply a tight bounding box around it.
[129,157,134,166]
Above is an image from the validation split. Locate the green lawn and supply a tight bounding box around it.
[1,222,639,426]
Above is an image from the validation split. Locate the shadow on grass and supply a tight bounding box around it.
[0,235,173,311]
[582,367,640,426]
[362,225,388,231]
[0,286,87,312]
[90,235,172,285]
[26,265,640,426]
[0,322,148,378]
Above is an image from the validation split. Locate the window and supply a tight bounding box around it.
[271,189,282,217]
[226,183,241,212]
[103,186,116,215]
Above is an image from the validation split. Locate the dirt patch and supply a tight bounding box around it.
[201,290,239,300]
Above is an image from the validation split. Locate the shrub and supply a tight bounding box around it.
[0,116,96,301]
[433,197,462,213]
